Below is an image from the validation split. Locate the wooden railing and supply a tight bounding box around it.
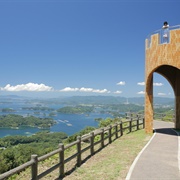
[0,113,144,180]
[154,112,175,122]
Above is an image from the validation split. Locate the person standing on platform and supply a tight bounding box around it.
[162,21,169,43]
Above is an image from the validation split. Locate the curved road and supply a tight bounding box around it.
[126,120,180,180]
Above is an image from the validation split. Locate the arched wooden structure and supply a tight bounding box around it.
[145,25,180,133]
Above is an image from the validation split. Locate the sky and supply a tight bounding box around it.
[0,0,179,99]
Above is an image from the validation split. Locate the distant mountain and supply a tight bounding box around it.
[46,96,174,106]
[60,96,127,105]
[0,95,32,100]
[153,97,174,105]
[0,95,175,106]
[59,96,175,106]
[0,95,22,99]
[126,97,174,106]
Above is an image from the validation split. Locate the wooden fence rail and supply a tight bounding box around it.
[0,113,144,180]
[153,112,175,122]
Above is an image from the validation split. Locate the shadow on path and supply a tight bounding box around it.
[155,127,178,136]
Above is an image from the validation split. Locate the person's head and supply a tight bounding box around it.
[164,21,168,26]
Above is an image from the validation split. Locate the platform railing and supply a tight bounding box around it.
[146,25,180,48]
[153,112,175,122]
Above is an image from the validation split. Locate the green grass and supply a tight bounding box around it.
[8,128,152,180]
[63,129,152,180]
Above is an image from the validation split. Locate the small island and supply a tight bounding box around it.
[57,105,94,114]
[0,114,56,129]
[0,108,15,112]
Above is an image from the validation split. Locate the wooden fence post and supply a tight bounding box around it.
[59,143,64,178]
[90,132,94,155]
[120,121,123,136]
[129,113,133,132]
[77,136,81,167]
[109,125,112,144]
[31,154,38,180]
[125,112,129,120]
[115,123,118,139]
[161,114,164,121]
[143,118,145,128]
[137,114,139,130]
[101,128,104,148]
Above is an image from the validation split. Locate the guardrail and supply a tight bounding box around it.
[147,25,180,48]
[154,112,175,122]
[0,113,144,180]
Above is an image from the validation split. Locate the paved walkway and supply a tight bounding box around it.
[126,120,180,180]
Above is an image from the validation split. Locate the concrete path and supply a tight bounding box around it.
[126,120,180,180]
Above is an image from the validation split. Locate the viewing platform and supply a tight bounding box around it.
[146,25,180,48]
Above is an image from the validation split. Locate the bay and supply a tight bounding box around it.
[0,101,112,138]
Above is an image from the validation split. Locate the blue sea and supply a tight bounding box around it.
[0,101,112,138]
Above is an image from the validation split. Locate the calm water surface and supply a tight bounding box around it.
[0,102,112,137]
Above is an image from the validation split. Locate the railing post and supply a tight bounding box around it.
[101,128,104,148]
[115,123,118,139]
[109,125,112,144]
[125,112,129,120]
[173,114,175,122]
[59,143,64,178]
[120,121,123,136]
[31,154,38,180]
[90,132,94,155]
[137,114,140,130]
[143,118,145,129]
[161,113,164,121]
[77,136,81,167]
[129,113,133,132]
[118,122,121,136]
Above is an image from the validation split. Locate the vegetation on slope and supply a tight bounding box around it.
[0,117,121,174]
[0,131,67,174]
[0,114,55,128]
[11,129,152,180]
[63,130,152,180]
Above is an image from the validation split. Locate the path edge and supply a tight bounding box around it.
[125,130,156,180]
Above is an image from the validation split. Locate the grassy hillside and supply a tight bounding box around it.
[12,129,152,180]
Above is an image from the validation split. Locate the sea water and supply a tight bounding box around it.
[0,102,112,137]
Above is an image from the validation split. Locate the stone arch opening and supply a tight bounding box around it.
[154,68,175,126]
[145,65,180,133]
[155,65,179,93]
[155,65,180,129]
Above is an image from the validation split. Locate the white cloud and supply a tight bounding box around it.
[158,92,166,96]
[137,82,145,86]
[92,88,110,93]
[117,81,125,85]
[114,90,122,94]
[60,87,110,94]
[153,83,163,86]
[79,87,93,92]
[0,83,53,92]
[137,91,145,94]
[60,87,79,92]
[137,82,163,86]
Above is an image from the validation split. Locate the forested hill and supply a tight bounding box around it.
[0,114,55,128]
[61,96,128,105]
